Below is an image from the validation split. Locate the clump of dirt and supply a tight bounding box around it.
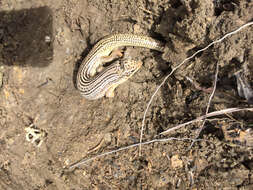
[0,0,253,189]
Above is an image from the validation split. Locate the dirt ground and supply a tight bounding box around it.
[0,0,253,189]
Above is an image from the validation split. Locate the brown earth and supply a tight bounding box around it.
[0,0,253,189]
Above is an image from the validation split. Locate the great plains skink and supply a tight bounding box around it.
[76,34,165,100]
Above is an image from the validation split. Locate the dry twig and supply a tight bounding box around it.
[189,61,219,148]
[68,137,203,169]
[159,108,253,136]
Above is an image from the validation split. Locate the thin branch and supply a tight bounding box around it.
[159,108,253,136]
[68,137,203,170]
[139,21,253,155]
[189,61,219,148]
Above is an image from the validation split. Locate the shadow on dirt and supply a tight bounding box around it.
[0,6,53,67]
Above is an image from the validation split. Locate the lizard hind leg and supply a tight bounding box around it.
[105,84,116,98]
[95,49,124,76]
[101,49,124,63]
[105,82,123,98]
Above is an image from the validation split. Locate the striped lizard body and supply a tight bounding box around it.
[76,34,165,100]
